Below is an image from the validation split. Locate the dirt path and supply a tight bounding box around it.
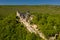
[19,17,47,40]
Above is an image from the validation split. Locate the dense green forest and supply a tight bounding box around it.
[31,13,60,39]
[0,5,60,40]
[0,14,42,40]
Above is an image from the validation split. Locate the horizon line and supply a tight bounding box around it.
[0,4,60,6]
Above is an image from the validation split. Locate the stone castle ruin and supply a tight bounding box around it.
[16,10,48,40]
[16,10,33,23]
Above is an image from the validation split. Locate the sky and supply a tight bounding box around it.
[0,0,60,5]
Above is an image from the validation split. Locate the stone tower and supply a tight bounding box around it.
[26,11,30,22]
